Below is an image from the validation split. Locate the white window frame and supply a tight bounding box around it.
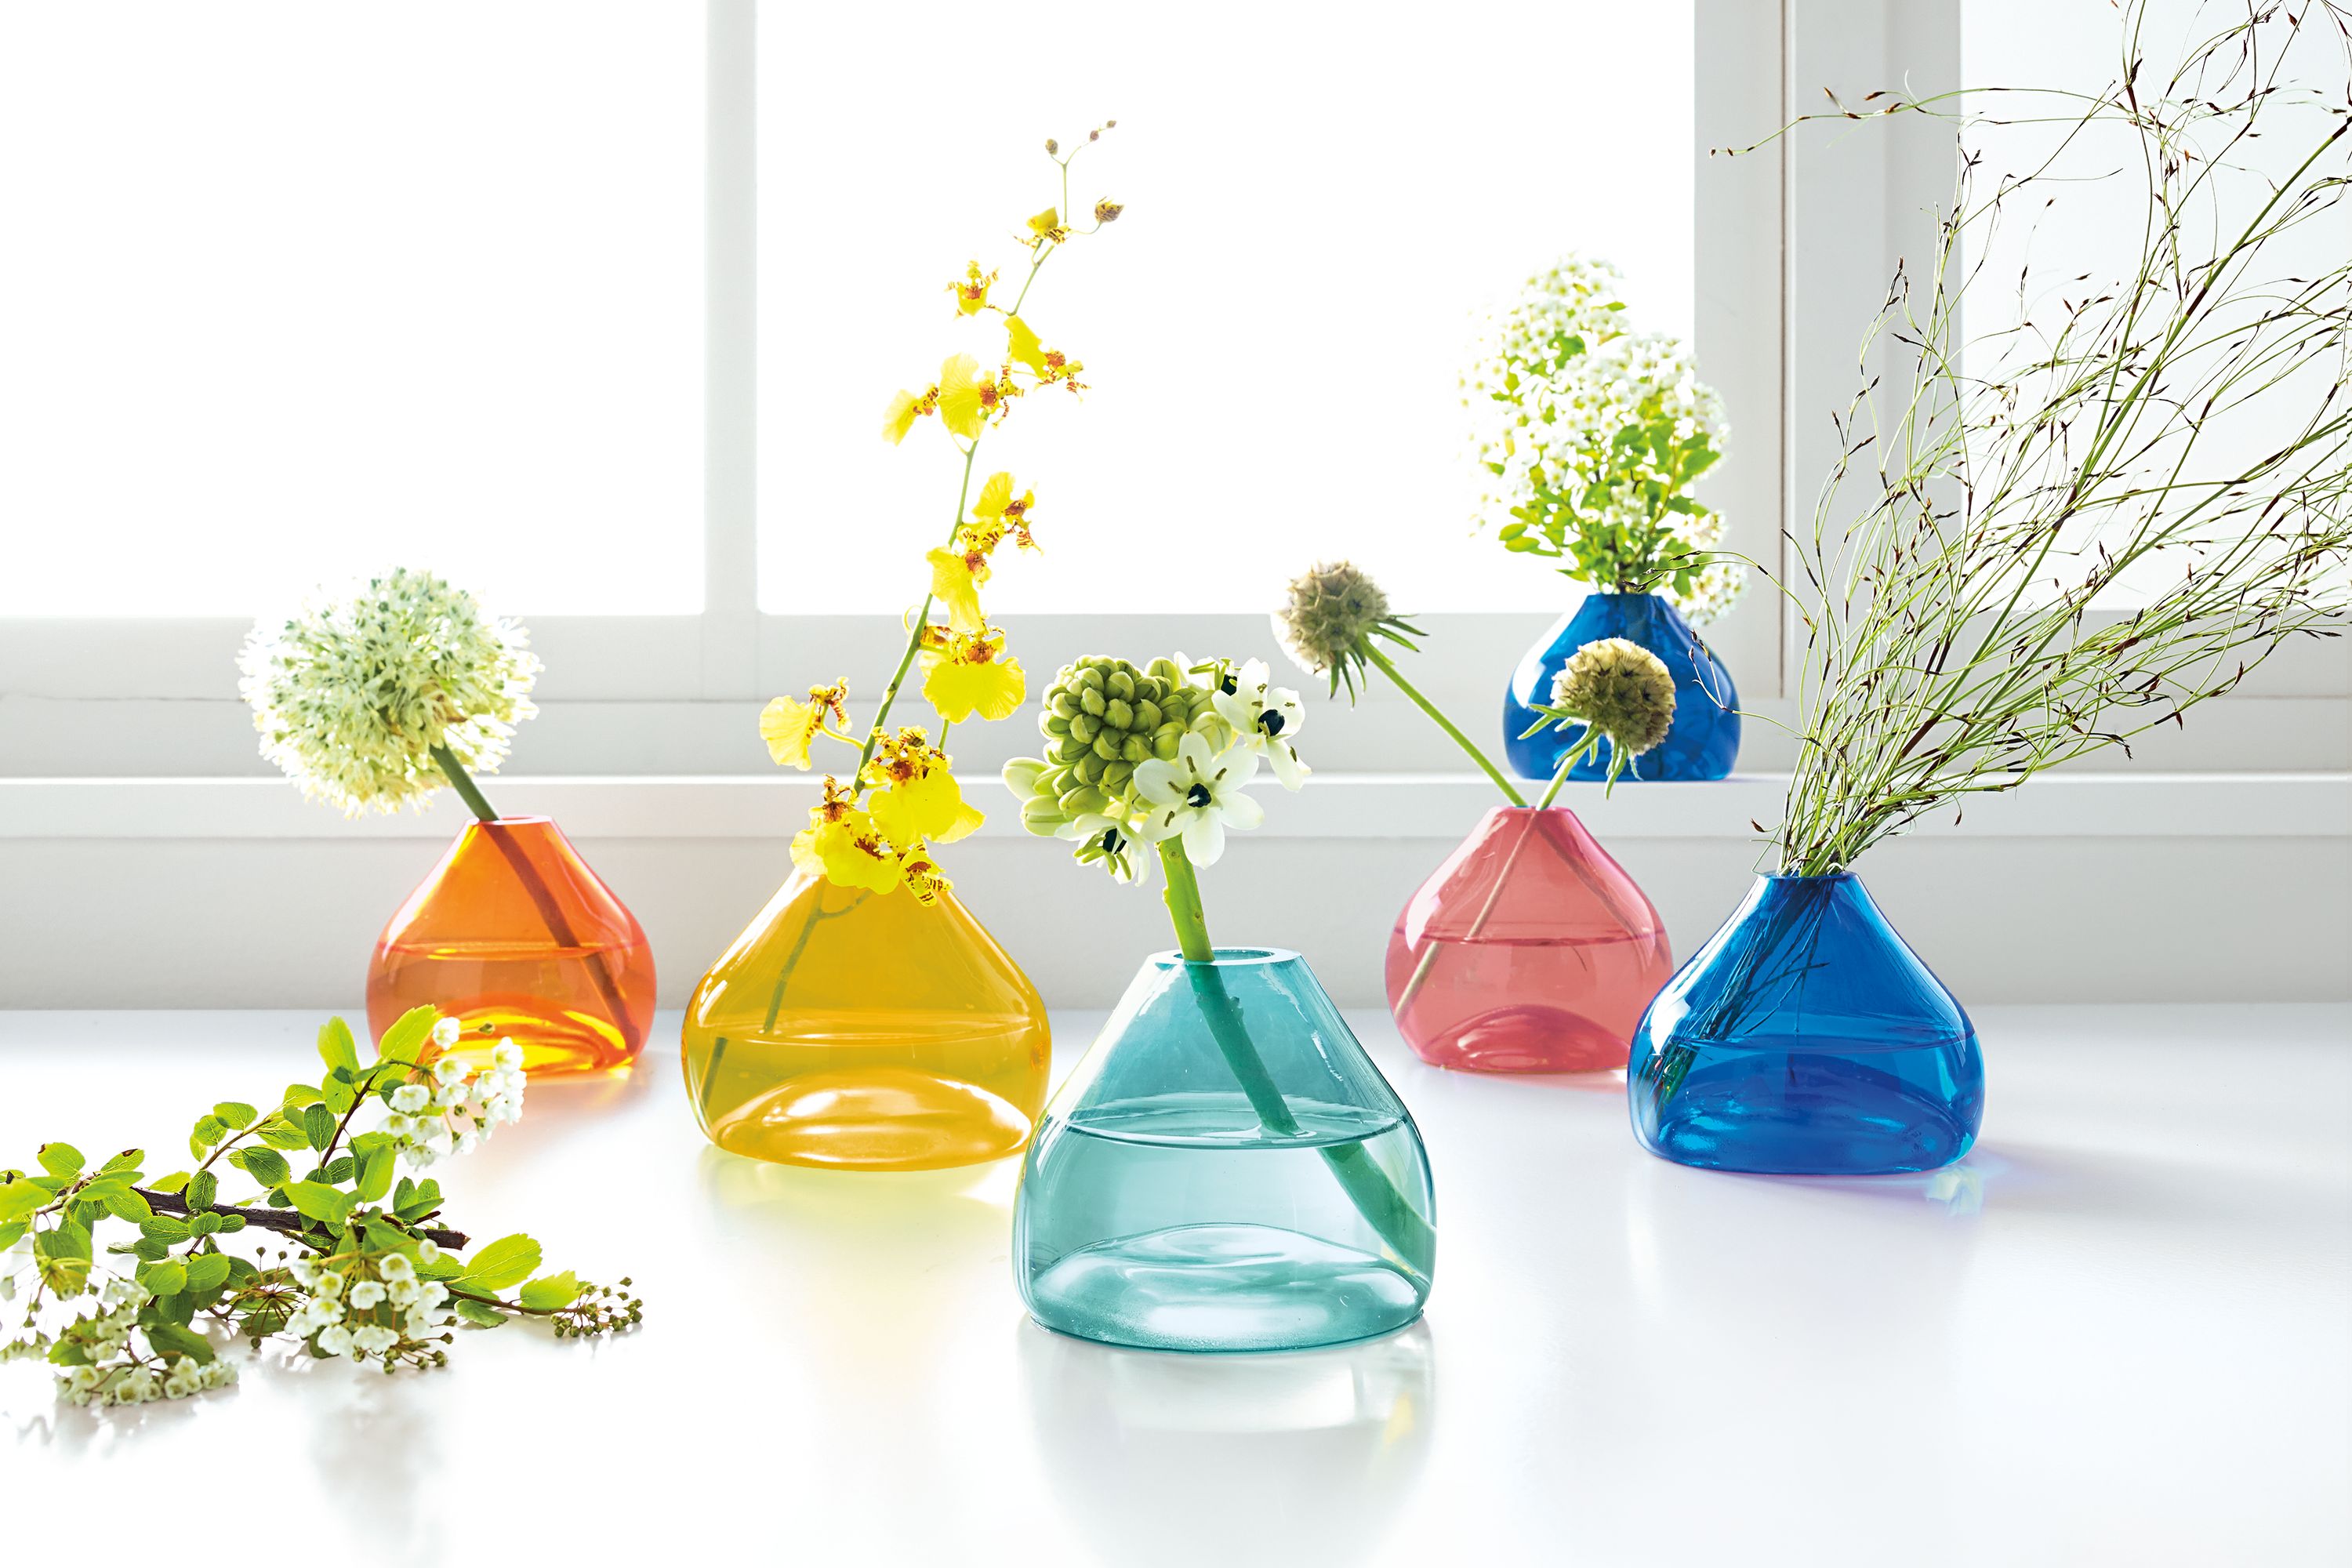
[2,0,2339,784]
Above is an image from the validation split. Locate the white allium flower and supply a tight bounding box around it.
[238,567,540,816]
[1130,734,1265,867]
[1209,659,1310,791]
[379,1254,416,1284]
[289,1257,321,1287]
[315,1269,347,1299]
[164,1359,205,1399]
[390,1084,430,1116]
[490,1039,524,1072]
[432,1055,470,1086]
[347,1280,388,1310]
[416,1239,442,1265]
[388,1278,421,1308]
[418,1280,450,1309]
[432,1016,463,1051]
[316,1323,355,1357]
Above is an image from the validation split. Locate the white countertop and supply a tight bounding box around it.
[5,1005,2347,1566]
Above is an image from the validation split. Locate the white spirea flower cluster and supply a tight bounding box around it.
[1463,255,1742,625]
[383,1019,526,1169]
[33,1279,241,1406]
[285,1247,456,1361]
[238,568,541,815]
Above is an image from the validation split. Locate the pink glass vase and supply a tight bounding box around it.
[1385,806,1673,1073]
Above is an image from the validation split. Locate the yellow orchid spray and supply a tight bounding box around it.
[761,125,1123,907]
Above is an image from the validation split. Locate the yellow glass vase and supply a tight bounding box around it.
[682,869,1051,1171]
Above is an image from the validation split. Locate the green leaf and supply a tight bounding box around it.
[378,1007,438,1066]
[184,1171,219,1210]
[140,1258,188,1297]
[144,1320,216,1365]
[256,1116,311,1151]
[147,1171,190,1196]
[318,1155,356,1185]
[100,1149,144,1176]
[452,1298,507,1328]
[355,1143,394,1203]
[47,1340,90,1367]
[317,1016,360,1074]
[100,1186,153,1222]
[281,1082,324,1109]
[457,1234,541,1293]
[0,1181,50,1223]
[36,1142,84,1178]
[281,1181,351,1227]
[0,1221,23,1250]
[140,1216,192,1243]
[517,1272,580,1312]
[184,1253,232,1294]
[232,1147,290,1187]
[302,1104,337,1152]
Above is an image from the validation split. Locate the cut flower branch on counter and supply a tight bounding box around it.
[0,1008,637,1408]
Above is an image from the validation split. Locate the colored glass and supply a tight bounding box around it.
[1503,591,1740,782]
[367,816,655,1076]
[1628,872,1984,1174]
[1016,948,1436,1353]
[1387,805,1673,1073]
[681,869,1050,1171]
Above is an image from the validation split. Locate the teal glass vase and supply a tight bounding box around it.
[1014,948,1437,1352]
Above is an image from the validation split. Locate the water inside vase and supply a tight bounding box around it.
[687,1004,1043,1171]
[1020,1095,1431,1353]
[370,935,644,1076]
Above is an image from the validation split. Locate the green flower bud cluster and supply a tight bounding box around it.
[1015,655,1221,833]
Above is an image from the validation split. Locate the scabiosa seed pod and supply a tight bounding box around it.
[1271,561,1425,699]
[1551,637,1676,757]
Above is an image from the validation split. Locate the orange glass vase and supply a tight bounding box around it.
[366,816,656,1076]
[681,869,1051,1171]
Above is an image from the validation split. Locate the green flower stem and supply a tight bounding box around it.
[1153,842,1437,1280]
[1362,643,1527,807]
[430,744,500,823]
[1533,727,1602,809]
[426,743,632,1045]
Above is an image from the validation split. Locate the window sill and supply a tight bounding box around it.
[2,771,2342,840]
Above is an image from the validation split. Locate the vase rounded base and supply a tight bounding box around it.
[1025,1223,1426,1354]
[697,1065,1035,1172]
[1403,999,1634,1074]
[1632,1047,1981,1175]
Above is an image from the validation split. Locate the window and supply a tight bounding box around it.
[756,1,1697,615]
[1959,0,2349,607]
[0,3,703,617]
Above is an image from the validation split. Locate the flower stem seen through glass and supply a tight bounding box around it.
[426,743,632,1040]
[1152,841,1437,1278]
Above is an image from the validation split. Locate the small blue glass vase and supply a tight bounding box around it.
[1504,592,1740,782]
[1014,947,1436,1353]
[1628,873,1984,1175]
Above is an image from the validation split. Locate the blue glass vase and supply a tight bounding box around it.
[1504,592,1740,782]
[1628,873,1983,1174]
[1014,947,1436,1352]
